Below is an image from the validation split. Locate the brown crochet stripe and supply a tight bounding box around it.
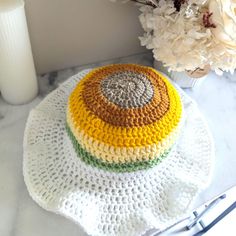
[81,65,170,127]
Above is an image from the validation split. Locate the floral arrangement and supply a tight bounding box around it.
[110,0,236,75]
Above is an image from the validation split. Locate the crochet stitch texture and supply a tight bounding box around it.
[66,64,182,172]
[23,68,214,236]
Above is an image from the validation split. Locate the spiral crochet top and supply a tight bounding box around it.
[66,64,183,172]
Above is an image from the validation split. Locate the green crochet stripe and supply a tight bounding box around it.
[66,124,172,172]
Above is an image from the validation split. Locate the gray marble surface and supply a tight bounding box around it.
[0,52,236,236]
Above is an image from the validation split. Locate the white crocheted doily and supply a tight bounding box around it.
[23,69,214,236]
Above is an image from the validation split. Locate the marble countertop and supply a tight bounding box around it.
[1,53,236,236]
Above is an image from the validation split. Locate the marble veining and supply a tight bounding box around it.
[1,52,236,236]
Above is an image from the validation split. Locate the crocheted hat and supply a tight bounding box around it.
[66,64,182,172]
[23,65,214,236]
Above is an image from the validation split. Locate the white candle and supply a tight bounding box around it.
[0,0,38,105]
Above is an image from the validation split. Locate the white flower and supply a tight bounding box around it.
[209,0,236,48]
[139,1,211,72]
[110,0,236,73]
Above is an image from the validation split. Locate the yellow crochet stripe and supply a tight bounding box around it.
[68,67,182,148]
[67,112,181,163]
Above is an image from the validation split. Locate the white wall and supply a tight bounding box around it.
[24,0,147,74]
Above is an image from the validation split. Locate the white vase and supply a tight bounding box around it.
[0,0,38,105]
[153,60,209,89]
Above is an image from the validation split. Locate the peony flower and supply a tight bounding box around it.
[208,0,236,49]
[139,1,212,72]
[111,0,236,74]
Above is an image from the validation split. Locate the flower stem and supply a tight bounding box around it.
[130,0,157,8]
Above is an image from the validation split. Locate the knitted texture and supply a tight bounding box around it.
[67,64,183,171]
[23,69,214,236]
[66,123,172,172]
[101,71,154,108]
